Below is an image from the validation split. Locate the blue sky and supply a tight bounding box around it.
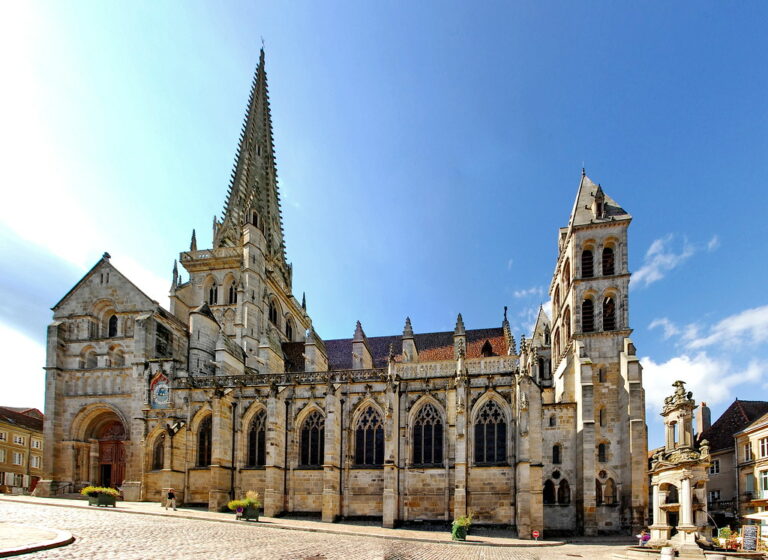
[1,1,767,448]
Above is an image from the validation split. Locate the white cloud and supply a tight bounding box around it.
[686,304,768,350]
[542,300,553,319]
[641,352,767,413]
[506,258,514,271]
[649,317,679,339]
[633,234,695,288]
[0,321,46,410]
[513,286,544,299]
[707,235,720,252]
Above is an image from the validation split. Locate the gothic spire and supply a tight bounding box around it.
[213,48,288,274]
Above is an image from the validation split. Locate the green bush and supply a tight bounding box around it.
[80,486,119,498]
[227,490,261,511]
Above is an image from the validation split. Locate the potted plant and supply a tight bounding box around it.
[81,486,119,507]
[451,511,474,541]
[228,490,261,521]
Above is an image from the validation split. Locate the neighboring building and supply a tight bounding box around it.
[735,411,768,532]
[697,399,768,528]
[649,381,710,554]
[35,49,648,537]
[0,406,44,493]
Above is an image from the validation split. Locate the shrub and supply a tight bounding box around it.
[453,510,475,527]
[80,486,119,498]
[227,490,261,511]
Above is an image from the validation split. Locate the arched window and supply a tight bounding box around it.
[543,480,556,505]
[481,340,493,357]
[412,403,443,466]
[197,416,212,467]
[208,281,218,305]
[544,326,551,345]
[474,400,507,465]
[537,357,545,379]
[268,300,278,326]
[598,443,608,463]
[110,348,125,368]
[247,410,266,467]
[285,319,294,342]
[582,299,595,332]
[563,258,571,288]
[665,484,679,504]
[604,478,617,505]
[228,283,237,304]
[602,247,615,275]
[354,406,384,466]
[596,479,603,505]
[549,415,556,427]
[558,479,571,505]
[152,435,165,470]
[108,315,118,338]
[581,250,594,278]
[553,330,560,358]
[300,411,325,467]
[598,408,606,427]
[553,287,560,315]
[563,306,571,341]
[82,349,97,369]
[598,368,606,383]
[553,444,562,464]
[603,297,616,331]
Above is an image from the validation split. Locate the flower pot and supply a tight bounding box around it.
[451,523,468,541]
[241,505,259,521]
[88,494,117,507]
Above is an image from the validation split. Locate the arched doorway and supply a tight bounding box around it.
[97,420,126,487]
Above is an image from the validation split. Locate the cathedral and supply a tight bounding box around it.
[36,49,648,537]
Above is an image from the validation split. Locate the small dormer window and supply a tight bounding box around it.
[481,340,493,357]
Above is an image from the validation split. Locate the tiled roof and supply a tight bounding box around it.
[569,174,631,229]
[698,399,768,452]
[0,406,44,432]
[320,327,508,371]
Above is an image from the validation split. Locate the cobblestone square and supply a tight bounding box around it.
[0,501,632,559]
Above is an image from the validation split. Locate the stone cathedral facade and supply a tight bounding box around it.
[36,49,648,537]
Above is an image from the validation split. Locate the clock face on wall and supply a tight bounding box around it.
[151,374,170,408]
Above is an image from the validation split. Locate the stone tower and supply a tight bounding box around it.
[548,171,647,534]
[169,48,310,374]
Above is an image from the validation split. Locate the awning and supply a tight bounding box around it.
[742,512,768,521]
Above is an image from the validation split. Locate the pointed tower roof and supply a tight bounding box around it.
[213,48,288,273]
[568,171,631,229]
[531,305,551,345]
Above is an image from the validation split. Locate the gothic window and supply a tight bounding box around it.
[155,324,172,358]
[596,479,603,505]
[285,319,294,342]
[474,400,507,465]
[553,330,560,358]
[598,443,608,463]
[228,283,237,304]
[558,479,571,505]
[603,478,617,505]
[603,297,616,331]
[549,415,556,427]
[563,258,571,288]
[251,211,259,228]
[537,358,545,379]
[300,411,325,467]
[152,435,165,470]
[543,479,556,505]
[354,406,384,466]
[581,250,594,278]
[268,300,278,326]
[247,410,266,467]
[208,281,218,305]
[481,340,493,357]
[602,247,615,276]
[108,315,118,338]
[197,416,212,467]
[553,444,562,464]
[598,368,606,383]
[553,286,560,315]
[412,403,443,466]
[544,326,551,345]
[563,307,571,341]
[582,299,595,332]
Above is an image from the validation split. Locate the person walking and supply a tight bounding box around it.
[165,488,177,511]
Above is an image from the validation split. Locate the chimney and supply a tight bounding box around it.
[697,401,711,434]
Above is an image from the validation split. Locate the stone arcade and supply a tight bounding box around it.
[35,49,648,537]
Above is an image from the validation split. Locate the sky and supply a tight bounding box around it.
[1,1,767,449]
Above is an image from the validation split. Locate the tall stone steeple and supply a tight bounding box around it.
[213,48,289,283]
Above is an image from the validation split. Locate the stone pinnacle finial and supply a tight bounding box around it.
[301,292,306,311]
[403,317,414,338]
[172,259,179,288]
[582,167,586,177]
[454,313,465,335]
[353,320,365,341]
[102,252,111,260]
[504,305,508,322]
[190,229,197,252]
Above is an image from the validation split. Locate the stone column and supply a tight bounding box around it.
[89,439,99,484]
[382,381,400,528]
[264,390,288,517]
[322,389,341,522]
[680,477,692,526]
[452,379,468,519]
[208,397,233,511]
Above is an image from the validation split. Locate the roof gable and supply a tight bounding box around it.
[698,399,768,452]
